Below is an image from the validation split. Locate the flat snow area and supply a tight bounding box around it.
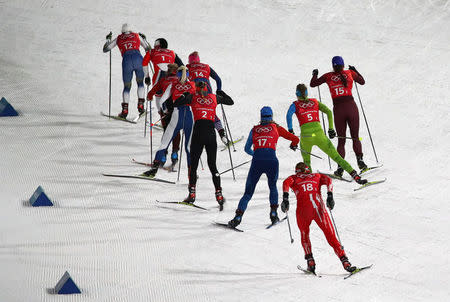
[1,0,449,301]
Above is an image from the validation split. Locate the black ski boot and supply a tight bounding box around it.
[183,185,196,203]
[350,170,368,185]
[215,188,225,210]
[340,255,356,272]
[356,154,368,172]
[141,161,160,178]
[228,210,244,228]
[270,204,280,224]
[305,254,316,274]
[118,102,128,119]
[137,98,145,114]
[334,166,344,177]
[171,151,178,166]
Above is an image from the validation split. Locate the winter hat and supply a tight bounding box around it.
[296,84,308,99]
[260,106,273,122]
[189,51,200,64]
[121,23,131,33]
[295,162,311,174]
[154,38,168,49]
[332,56,344,66]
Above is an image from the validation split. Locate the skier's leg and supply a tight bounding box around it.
[316,132,354,174]
[188,131,203,188]
[154,109,181,164]
[205,130,220,189]
[296,210,313,256]
[333,105,347,158]
[300,138,313,168]
[266,158,279,207]
[237,161,264,212]
[183,107,194,167]
[121,55,133,114]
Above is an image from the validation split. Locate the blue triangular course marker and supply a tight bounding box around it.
[55,271,81,294]
[29,186,53,207]
[0,97,18,116]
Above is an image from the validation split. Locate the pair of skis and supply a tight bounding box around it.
[297,264,373,279]
[214,215,287,233]
[319,164,386,191]
[101,111,146,124]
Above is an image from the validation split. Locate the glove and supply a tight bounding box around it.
[288,129,294,134]
[290,144,298,151]
[182,91,190,97]
[326,192,335,210]
[145,77,151,86]
[312,69,318,76]
[348,65,358,73]
[281,192,289,213]
[106,32,112,40]
[139,32,147,40]
[221,135,230,146]
[328,129,336,139]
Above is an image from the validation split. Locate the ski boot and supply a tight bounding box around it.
[141,161,160,178]
[215,188,225,210]
[118,102,128,119]
[270,204,280,225]
[183,185,196,204]
[334,165,344,177]
[137,98,145,115]
[305,254,316,274]
[350,170,368,185]
[340,255,356,273]
[228,210,244,228]
[356,154,368,172]
[171,152,178,166]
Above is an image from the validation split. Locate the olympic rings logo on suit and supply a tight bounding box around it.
[297,101,315,109]
[255,126,273,133]
[175,83,192,91]
[331,74,348,82]
[297,174,315,179]
[196,97,213,105]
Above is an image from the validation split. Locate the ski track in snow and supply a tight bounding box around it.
[1,0,450,301]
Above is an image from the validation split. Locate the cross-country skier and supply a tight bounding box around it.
[141,66,195,178]
[103,24,150,118]
[187,51,229,146]
[310,56,367,177]
[228,107,299,228]
[286,84,367,184]
[142,38,184,113]
[172,81,234,206]
[146,63,181,165]
[281,162,356,274]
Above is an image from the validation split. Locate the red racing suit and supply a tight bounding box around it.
[282,172,345,258]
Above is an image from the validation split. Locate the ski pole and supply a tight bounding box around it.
[149,98,153,162]
[328,209,343,249]
[200,157,204,171]
[108,31,112,118]
[220,104,236,181]
[286,212,294,244]
[295,147,323,160]
[219,159,251,175]
[317,87,331,169]
[355,83,379,163]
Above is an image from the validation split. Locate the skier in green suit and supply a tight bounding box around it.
[286,84,366,184]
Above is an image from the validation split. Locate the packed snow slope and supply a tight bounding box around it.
[1,0,449,301]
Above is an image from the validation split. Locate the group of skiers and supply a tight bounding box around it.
[103,24,372,275]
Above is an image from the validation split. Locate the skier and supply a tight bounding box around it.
[172,81,234,205]
[141,66,195,178]
[103,24,150,118]
[281,162,356,274]
[146,63,181,165]
[310,56,367,177]
[142,38,184,113]
[286,84,367,184]
[228,107,299,227]
[186,51,229,146]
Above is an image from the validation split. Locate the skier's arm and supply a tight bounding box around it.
[210,67,222,92]
[147,81,161,100]
[216,93,234,105]
[282,176,294,193]
[318,102,334,130]
[319,174,333,193]
[310,73,327,87]
[172,93,193,107]
[244,130,254,156]
[175,54,184,66]
[277,125,300,146]
[349,69,365,85]
[139,35,150,52]
[286,103,296,132]
[103,38,117,53]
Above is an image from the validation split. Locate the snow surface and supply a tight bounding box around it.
[1,0,450,301]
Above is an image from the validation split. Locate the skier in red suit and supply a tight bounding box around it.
[281,162,356,274]
[310,56,367,177]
